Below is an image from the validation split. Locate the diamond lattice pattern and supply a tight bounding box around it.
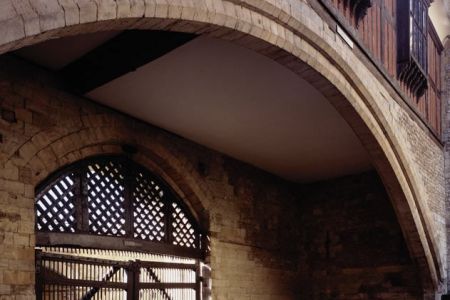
[132,172,166,241]
[87,160,126,236]
[36,157,201,249]
[171,202,197,248]
[36,174,77,232]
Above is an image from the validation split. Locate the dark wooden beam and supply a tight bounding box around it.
[82,266,120,300]
[145,268,173,300]
[42,277,128,289]
[37,232,204,259]
[138,283,197,290]
[60,30,197,94]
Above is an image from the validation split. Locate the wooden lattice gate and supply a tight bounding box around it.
[34,156,212,300]
[36,248,206,300]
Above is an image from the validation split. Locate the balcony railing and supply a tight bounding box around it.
[318,0,443,138]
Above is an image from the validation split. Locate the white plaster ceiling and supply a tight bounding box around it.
[430,0,450,41]
[16,33,372,182]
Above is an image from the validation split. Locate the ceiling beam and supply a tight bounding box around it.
[60,30,197,94]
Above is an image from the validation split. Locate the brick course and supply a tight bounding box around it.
[0,0,446,296]
[299,172,422,299]
[0,54,426,299]
[443,38,450,293]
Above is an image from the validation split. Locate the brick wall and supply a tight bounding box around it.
[0,55,424,299]
[443,38,450,292]
[0,0,446,290]
[298,172,422,299]
[0,55,303,299]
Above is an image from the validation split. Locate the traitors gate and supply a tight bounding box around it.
[34,156,210,300]
[35,247,209,300]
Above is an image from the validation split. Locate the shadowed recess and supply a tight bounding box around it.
[60,30,197,94]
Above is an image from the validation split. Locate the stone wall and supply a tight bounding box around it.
[0,55,423,299]
[443,38,450,292]
[0,55,303,300]
[0,0,446,290]
[298,172,422,299]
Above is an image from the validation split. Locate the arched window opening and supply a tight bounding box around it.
[35,156,210,300]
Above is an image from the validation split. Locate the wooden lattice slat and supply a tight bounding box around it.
[86,160,126,236]
[35,156,203,252]
[133,172,166,241]
[36,173,77,232]
[171,202,197,249]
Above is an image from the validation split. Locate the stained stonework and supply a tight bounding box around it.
[298,172,422,299]
[0,0,447,297]
[444,38,450,292]
[0,55,425,299]
[0,55,303,300]
[0,1,445,292]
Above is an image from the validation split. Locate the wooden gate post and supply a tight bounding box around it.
[196,260,201,300]
[126,260,140,300]
[35,249,43,300]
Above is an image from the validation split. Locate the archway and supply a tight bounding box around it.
[35,155,208,299]
[0,0,443,294]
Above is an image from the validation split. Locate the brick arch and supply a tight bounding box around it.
[0,0,443,292]
[16,113,213,231]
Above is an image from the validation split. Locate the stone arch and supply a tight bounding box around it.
[0,0,443,292]
[15,112,213,232]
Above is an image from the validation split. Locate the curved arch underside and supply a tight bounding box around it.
[0,0,445,293]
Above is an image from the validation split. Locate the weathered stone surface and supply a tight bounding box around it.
[0,1,25,46]
[11,0,40,37]
[0,0,446,297]
[298,172,422,299]
[29,0,65,32]
[57,0,81,26]
[0,56,429,299]
[443,38,450,292]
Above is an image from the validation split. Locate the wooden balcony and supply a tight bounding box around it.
[318,0,443,138]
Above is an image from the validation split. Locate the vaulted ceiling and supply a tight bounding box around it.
[16,31,371,182]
